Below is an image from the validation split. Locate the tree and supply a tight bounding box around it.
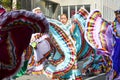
[0,0,21,11]
[0,0,12,11]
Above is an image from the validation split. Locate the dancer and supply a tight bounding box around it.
[26,7,53,75]
[110,9,120,79]
[45,8,93,80]
[71,8,105,77]
[60,14,71,26]
[84,9,120,79]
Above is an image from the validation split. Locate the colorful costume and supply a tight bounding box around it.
[73,8,105,76]
[11,7,108,80]
[44,8,94,80]
[27,33,53,75]
[84,10,119,79]
[27,8,86,80]
[82,52,105,76]
[27,8,106,80]
[0,5,49,79]
[45,8,93,80]
[43,18,78,79]
[111,21,120,79]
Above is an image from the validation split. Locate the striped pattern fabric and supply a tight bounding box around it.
[73,8,94,60]
[85,10,113,55]
[84,9,113,77]
[44,19,76,79]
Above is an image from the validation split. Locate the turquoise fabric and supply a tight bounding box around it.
[72,24,81,54]
[13,60,29,79]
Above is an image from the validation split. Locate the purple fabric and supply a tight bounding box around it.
[112,37,120,75]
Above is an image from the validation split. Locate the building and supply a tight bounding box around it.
[30,0,120,21]
[30,0,60,19]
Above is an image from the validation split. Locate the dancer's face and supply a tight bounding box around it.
[116,14,120,23]
[34,9,42,14]
[60,14,68,25]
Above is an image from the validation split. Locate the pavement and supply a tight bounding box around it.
[16,75,51,80]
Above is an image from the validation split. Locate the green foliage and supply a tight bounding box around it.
[0,0,12,11]
[0,0,21,11]
[17,0,21,9]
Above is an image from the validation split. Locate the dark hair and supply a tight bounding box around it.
[114,10,120,14]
